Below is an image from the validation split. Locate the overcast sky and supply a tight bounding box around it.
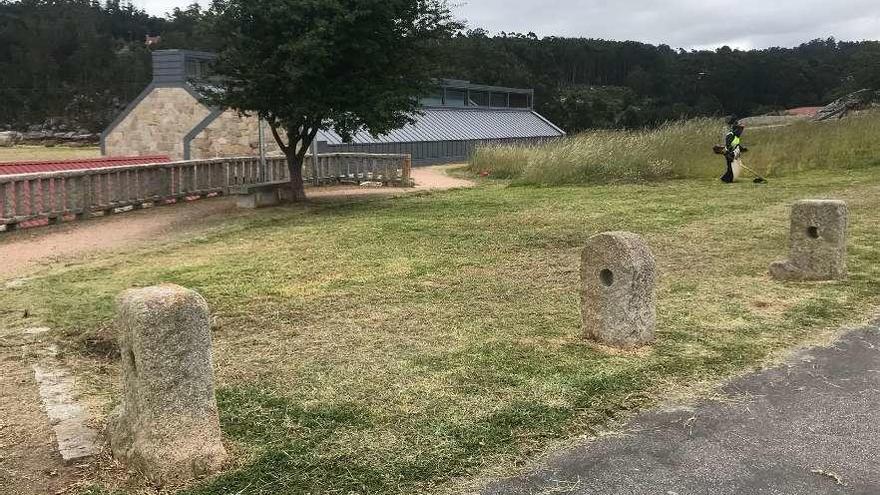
[134,0,880,50]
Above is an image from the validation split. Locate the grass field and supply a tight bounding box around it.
[471,112,880,185]
[4,163,880,494]
[0,145,100,163]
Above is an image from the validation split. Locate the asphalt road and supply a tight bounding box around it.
[482,325,880,495]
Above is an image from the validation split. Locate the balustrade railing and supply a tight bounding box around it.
[0,153,412,231]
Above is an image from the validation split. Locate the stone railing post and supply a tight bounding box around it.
[402,155,413,186]
[0,182,9,218]
[109,284,227,483]
[0,181,16,231]
[75,175,92,219]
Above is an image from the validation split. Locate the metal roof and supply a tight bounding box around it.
[0,155,170,176]
[436,79,534,96]
[318,108,565,145]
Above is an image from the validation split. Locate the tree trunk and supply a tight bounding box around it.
[285,151,307,202]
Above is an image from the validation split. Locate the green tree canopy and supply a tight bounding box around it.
[202,0,460,200]
[2,2,880,138]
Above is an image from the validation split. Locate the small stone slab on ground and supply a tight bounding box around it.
[31,344,101,464]
[5,278,31,289]
[22,327,51,335]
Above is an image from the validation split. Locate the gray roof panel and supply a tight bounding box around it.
[318,108,564,145]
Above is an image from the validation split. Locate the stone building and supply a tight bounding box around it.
[102,50,565,164]
[102,50,279,161]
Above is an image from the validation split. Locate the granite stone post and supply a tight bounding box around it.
[770,200,848,281]
[109,284,227,484]
[580,231,657,348]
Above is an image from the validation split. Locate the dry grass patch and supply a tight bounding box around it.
[3,167,880,495]
[0,145,99,163]
[471,112,880,185]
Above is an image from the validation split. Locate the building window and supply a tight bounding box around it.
[469,91,490,107]
[185,59,213,80]
[490,92,508,108]
[421,89,444,107]
[186,59,201,79]
[509,93,530,108]
[445,89,467,107]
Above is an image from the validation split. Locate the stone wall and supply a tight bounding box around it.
[189,110,284,160]
[104,87,210,160]
[104,85,304,160]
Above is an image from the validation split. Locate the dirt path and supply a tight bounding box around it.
[411,165,474,190]
[0,165,472,282]
[0,327,89,495]
[0,198,243,282]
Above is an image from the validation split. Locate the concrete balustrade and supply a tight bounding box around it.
[0,152,411,231]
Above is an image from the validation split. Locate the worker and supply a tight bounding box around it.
[721,122,748,183]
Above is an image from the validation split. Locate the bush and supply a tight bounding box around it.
[470,112,880,185]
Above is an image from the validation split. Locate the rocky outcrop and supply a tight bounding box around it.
[815,89,880,121]
[0,122,99,147]
[0,131,21,147]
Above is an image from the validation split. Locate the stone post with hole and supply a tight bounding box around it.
[770,200,848,281]
[580,231,657,348]
[109,284,227,484]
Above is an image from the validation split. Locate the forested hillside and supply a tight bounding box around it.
[1,0,879,133]
[0,0,215,133]
[442,31,880,129]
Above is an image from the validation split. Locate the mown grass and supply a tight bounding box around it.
[4,166,880,495]
[0,145,99,163]
[471,111,880,185]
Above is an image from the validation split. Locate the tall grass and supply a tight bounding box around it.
[471,111,880,185]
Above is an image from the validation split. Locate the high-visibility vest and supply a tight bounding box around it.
[726,132,741,151]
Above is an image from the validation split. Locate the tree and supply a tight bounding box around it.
[202,0,460,201]
[156,3,223,51]
[3,2,880,139]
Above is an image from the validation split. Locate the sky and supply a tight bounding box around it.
[134,0,880,50]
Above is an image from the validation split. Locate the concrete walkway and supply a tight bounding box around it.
[483,325,880,495]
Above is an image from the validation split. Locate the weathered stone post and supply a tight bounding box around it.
[770,200,848,281]
[109,284,227,483]
[580,231,657,348]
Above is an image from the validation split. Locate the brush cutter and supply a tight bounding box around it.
[712,145,767,183]
[740,163,768,184]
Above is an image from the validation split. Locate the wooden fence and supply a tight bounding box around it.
[0,153,411,232]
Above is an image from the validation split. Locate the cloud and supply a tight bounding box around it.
[138,0,196,17]
[139,0,880,49]
[454,0,880,49]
